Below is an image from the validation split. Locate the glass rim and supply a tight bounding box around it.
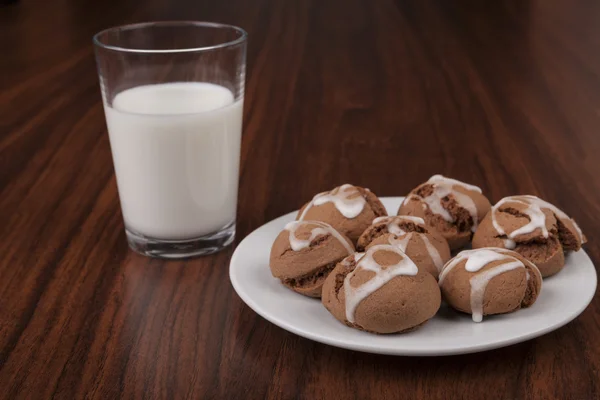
[93,21,248,54]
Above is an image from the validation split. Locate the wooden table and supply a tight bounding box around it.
[1,0,599,398]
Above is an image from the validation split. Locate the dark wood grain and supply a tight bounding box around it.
[1,0,599,398]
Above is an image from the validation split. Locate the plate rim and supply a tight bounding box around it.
[229,197,598,356]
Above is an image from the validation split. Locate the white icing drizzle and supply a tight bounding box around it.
[464,249,511,272]
[440,249,501,283]
[423,190,453,222]
[387,232,444,273]
[469,260,523,322]
[438,248,529,322]
[420,235,445,272]
[491,195,584,245]
[285,221,353,255]
[407,175,483,232]
[372,215,425,235]
[340,252,364,267]
[299,184,366,220]
[344,245,418,323]
[428,175,483,193]
[388,233,413,252]
[372,215,445,273]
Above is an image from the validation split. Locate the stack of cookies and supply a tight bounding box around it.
[269,176,585,334]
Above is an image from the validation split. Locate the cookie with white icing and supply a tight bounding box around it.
[397,175,491,250]
[296,184,387,244]
[270,221,354,298]
[439,248,542,322]
[321,244,441,334]
[472,195,586,277]
[357,216,451,279]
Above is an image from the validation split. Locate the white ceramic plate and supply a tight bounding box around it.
[229,197,597,356]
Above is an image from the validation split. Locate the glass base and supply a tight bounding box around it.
[126,222,235,259]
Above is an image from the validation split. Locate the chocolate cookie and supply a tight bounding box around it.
[398,175,491,250]
[472,195,585,277]
[439,248,542,322]
[270,220,354,297]
[322,244,441,334]
[297,184,387,244]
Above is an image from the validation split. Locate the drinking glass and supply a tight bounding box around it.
[94,21,247,258]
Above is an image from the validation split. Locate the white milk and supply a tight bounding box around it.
[104,82,243,240]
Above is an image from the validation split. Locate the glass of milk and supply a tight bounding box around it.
[94,22,246,258]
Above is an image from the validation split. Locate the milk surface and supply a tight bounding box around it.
[104,82,243,239]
